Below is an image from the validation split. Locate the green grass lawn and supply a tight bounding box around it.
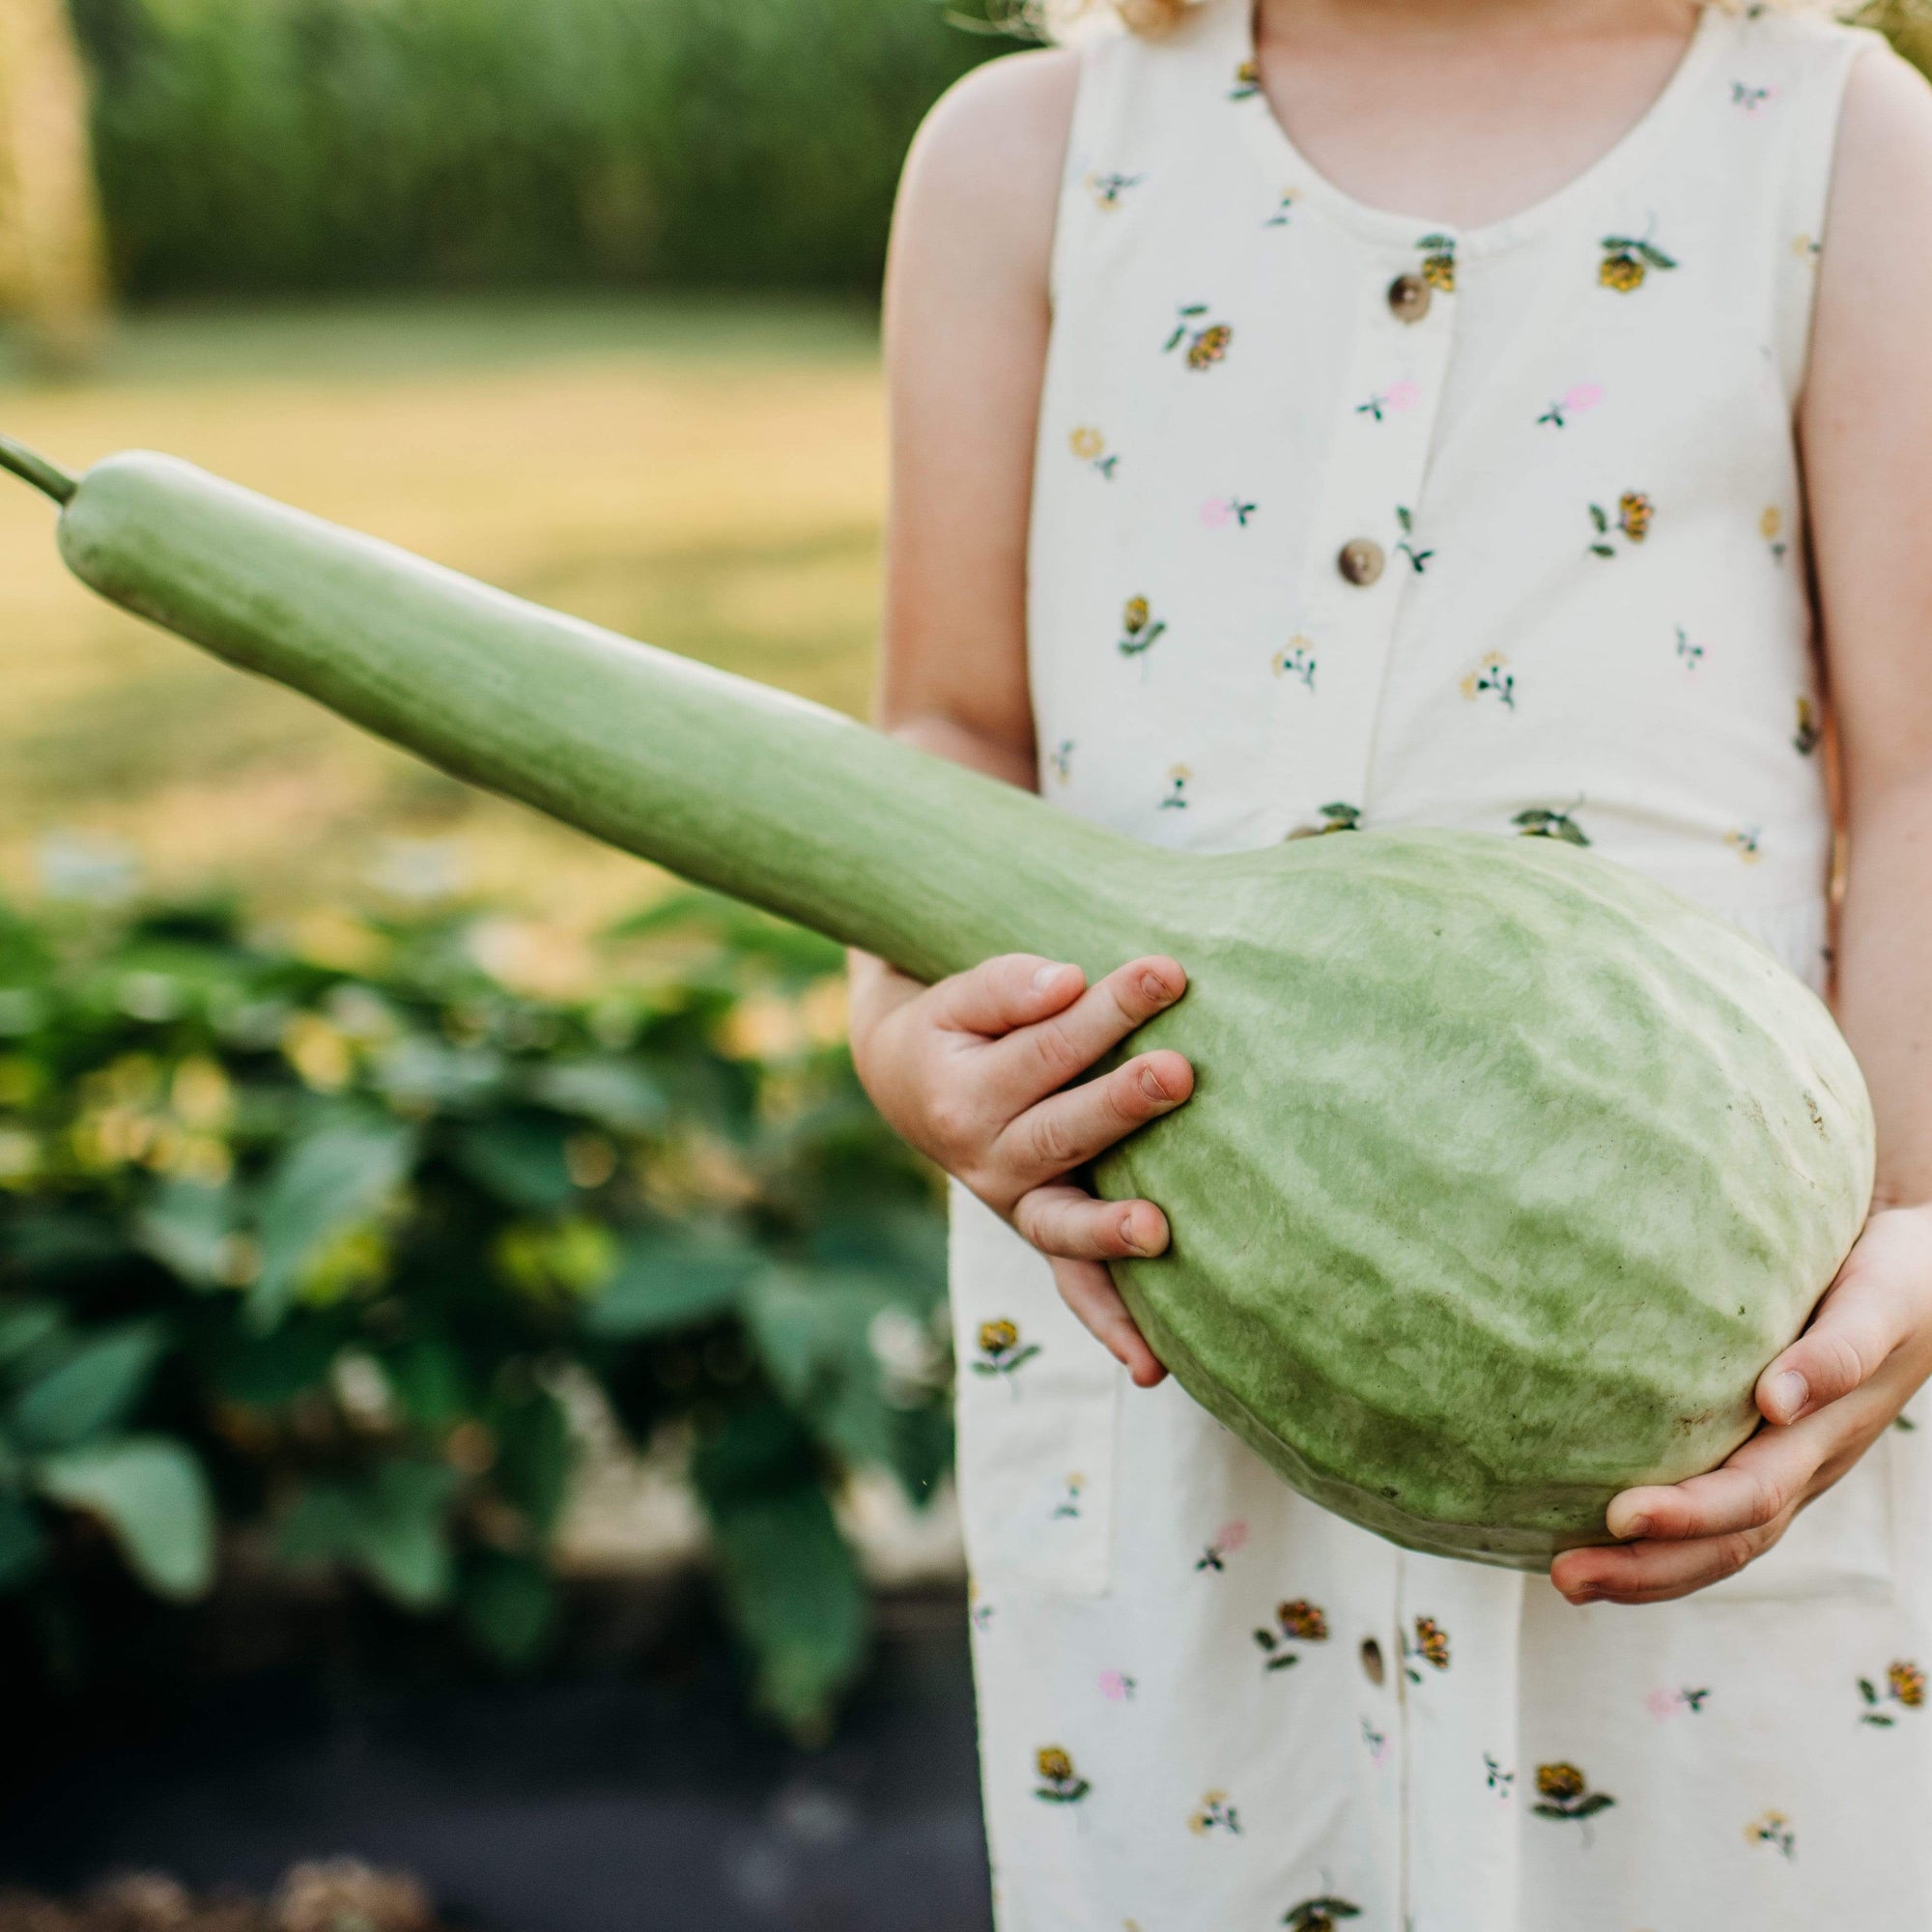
[0,295,887,961]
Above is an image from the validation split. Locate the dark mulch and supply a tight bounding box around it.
[0,1584,991,1932]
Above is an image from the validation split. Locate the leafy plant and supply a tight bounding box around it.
[0,886,949,1737]
[65,0,1009,300]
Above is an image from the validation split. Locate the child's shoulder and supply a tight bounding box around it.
[893,47,1082,301]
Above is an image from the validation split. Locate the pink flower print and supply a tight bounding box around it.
[1195,1519,1250,1572]
[1356,380,1420,422]
[1645,1688,1677,1721]
[1098,1668,1137,1703]
[1362,1719,1390,1765]
[1200,496,1258,529]
[1538,381,1604,428]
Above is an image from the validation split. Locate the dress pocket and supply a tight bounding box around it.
[949,1181,1121,1597]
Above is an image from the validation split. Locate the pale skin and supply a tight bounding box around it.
[849,0,1932,1605]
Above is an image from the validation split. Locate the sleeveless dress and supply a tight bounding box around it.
[947,3,1932,1925]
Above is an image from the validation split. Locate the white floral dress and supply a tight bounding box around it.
[949,3,1932,1925]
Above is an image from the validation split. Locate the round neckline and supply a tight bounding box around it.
[1222,0,1729,255]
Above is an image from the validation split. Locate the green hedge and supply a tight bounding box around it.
[0,887,950,1738]
[67,0,1012,299]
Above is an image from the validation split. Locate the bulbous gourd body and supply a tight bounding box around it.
[0,443,1878,1568]
[1090,831,1873,1565]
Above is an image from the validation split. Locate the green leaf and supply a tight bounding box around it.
[0,1490,45,1589]
[694,1415,867,1740]
[526,1058,665,1132]
[135,1179,240,1289]
[1573,1792,1616,1818]
[12,1321,165,1452]
[454,1116,578,1211]
[386,1336,472,1429]
[459,1549,559,1667]
[582,1229,764,1338]
[277,1460,458,1609]
[741,1264,908,1474]
[0,1300,62,1370]
[33,1436,215,1600]
[493,1388,576,1538]
[1638,242,1676,270]
[250,1113,417,1327]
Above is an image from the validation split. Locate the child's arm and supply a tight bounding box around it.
[1553,42,1932,1605]
[849,48,1196,1386]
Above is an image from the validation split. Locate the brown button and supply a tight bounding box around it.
[1338,538,1385,587]
[1360,1637,1386,1686]
[1388,271,1432,324]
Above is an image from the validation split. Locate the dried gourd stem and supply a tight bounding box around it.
[0,436,78,505]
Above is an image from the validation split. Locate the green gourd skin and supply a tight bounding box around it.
[3,444,1878,1567]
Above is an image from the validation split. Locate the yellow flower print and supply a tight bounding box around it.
[1588,493,1652,556]
[1086,169,1144,211]
[1792,232,1822,267]
[1034,1746,1092,1804]
[1230,57,1262,99]
[1160,764,1192,811]
[1165,303,1234,370]
[1284,1903,1362,1932]
[1859,1660,1926,1723]
[1070,426,1119,480]
[1119,594,1168,660]
[1188,324,1233,370]
[1514,804,1591,847]
[1052,1472,1086,1518]
[1725,827,1763,866]
[1599,228,1677,292]
[1533,1762,1616,1842]
[1255,1598,1329,1670]
[1406,1615,1450,1678]
[1794,697,1821,756]
[1745,1808,1796,1859]
[1265,187,1300,228]
[1288,802,1363,839]
[1418,232,1457,293]
[973,1318,1041,1382]
[1460,651,1515,710]
[1273,638,1317,690]
[1186,1789,1241,1835]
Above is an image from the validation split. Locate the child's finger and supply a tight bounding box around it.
[990,1048,1194,1189]
[1598,1413,1827,1546]
[981,955,1187,1110]
[1550,1514,1791,1605]
[1755,1241,1928,1426]
[1013,1182,1170,1261]
[931,953,1087,1037]
[1048,1255,1167,1387]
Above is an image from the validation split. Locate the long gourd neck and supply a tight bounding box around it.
[20,445,1152,984]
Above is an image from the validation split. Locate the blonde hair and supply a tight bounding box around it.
[1036,0,1888,38]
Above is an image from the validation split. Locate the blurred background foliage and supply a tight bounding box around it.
[67,0,1011,300]
[0,883,950,1740]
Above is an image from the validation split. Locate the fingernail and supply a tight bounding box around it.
[1567,1584,1602,1604]
[1770,1370,1808,1419]
[1032,963,1066,991]
[1139,1065,1170,1101]
[1141,971,1174,1003]
[1614,1514,1651,1541]
[1121,1214,1151,1255]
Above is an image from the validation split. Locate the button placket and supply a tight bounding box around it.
[1290,251,1458,828]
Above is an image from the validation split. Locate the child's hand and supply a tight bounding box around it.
[1551,1200,1932,1605]
[850,951,1194,1386]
